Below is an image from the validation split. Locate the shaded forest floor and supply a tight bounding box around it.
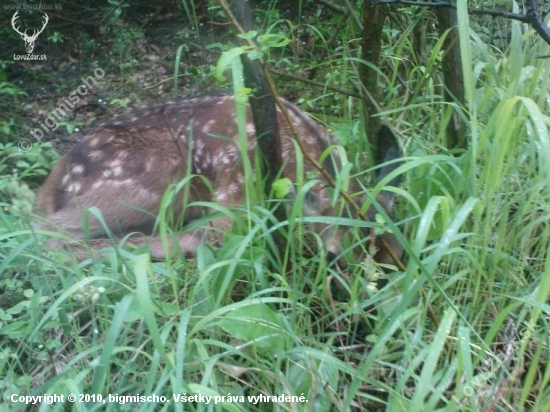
[2,0,320,157]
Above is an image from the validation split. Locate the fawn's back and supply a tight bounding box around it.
[34,93,401,263]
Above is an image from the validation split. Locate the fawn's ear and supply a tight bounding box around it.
[375,125,401,185]
[359,125,403,268]
[373,125,402,213]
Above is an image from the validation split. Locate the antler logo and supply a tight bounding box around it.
[11,11,49,54]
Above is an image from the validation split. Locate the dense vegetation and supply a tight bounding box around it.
[1,1,549,411]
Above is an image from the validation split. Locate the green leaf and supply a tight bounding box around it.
[219,303,287,352]
[272,177,292,198]
[237,30,258,40]
[247,50,263,60]
[258,33,290,48]
[215,47,247,81]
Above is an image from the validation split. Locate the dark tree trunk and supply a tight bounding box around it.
[360,0,386,147]
[413,9,428,63]
[435,6,467,150]
[228,0,283,179]
[226,0,287,264]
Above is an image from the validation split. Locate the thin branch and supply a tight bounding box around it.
[344,0,364,30]
[372,0,550,45]
[316,0,347,15]
[269,69,362,99]
[525,0,550,45]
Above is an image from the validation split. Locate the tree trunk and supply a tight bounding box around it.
[435,6,467,150]
[227,0,287,264]
[360,0,386,146]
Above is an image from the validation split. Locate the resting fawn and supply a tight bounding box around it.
[34,93,402,264]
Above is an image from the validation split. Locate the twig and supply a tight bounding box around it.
[316,0,347,15]
[343,0,364,31]
[372,0,550,46]
[269,69,362,98]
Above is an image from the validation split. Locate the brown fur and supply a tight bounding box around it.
[34,94,402,263]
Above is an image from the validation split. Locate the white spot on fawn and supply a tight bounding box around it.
[92,180,104,190]
[67,182,82,194]
[72,164,84,174]
[61,174,70,186]
[88,150,103,161]
[228,182,240,194]
[138,187,154,199]
[112,166,123,177]
[111,178,136,187]
[196,139,205,152]
[215,191,228,202]
[109,158,123,168]
[202,119,216,134]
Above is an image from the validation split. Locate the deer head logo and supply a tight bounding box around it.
[11,11,49,54]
